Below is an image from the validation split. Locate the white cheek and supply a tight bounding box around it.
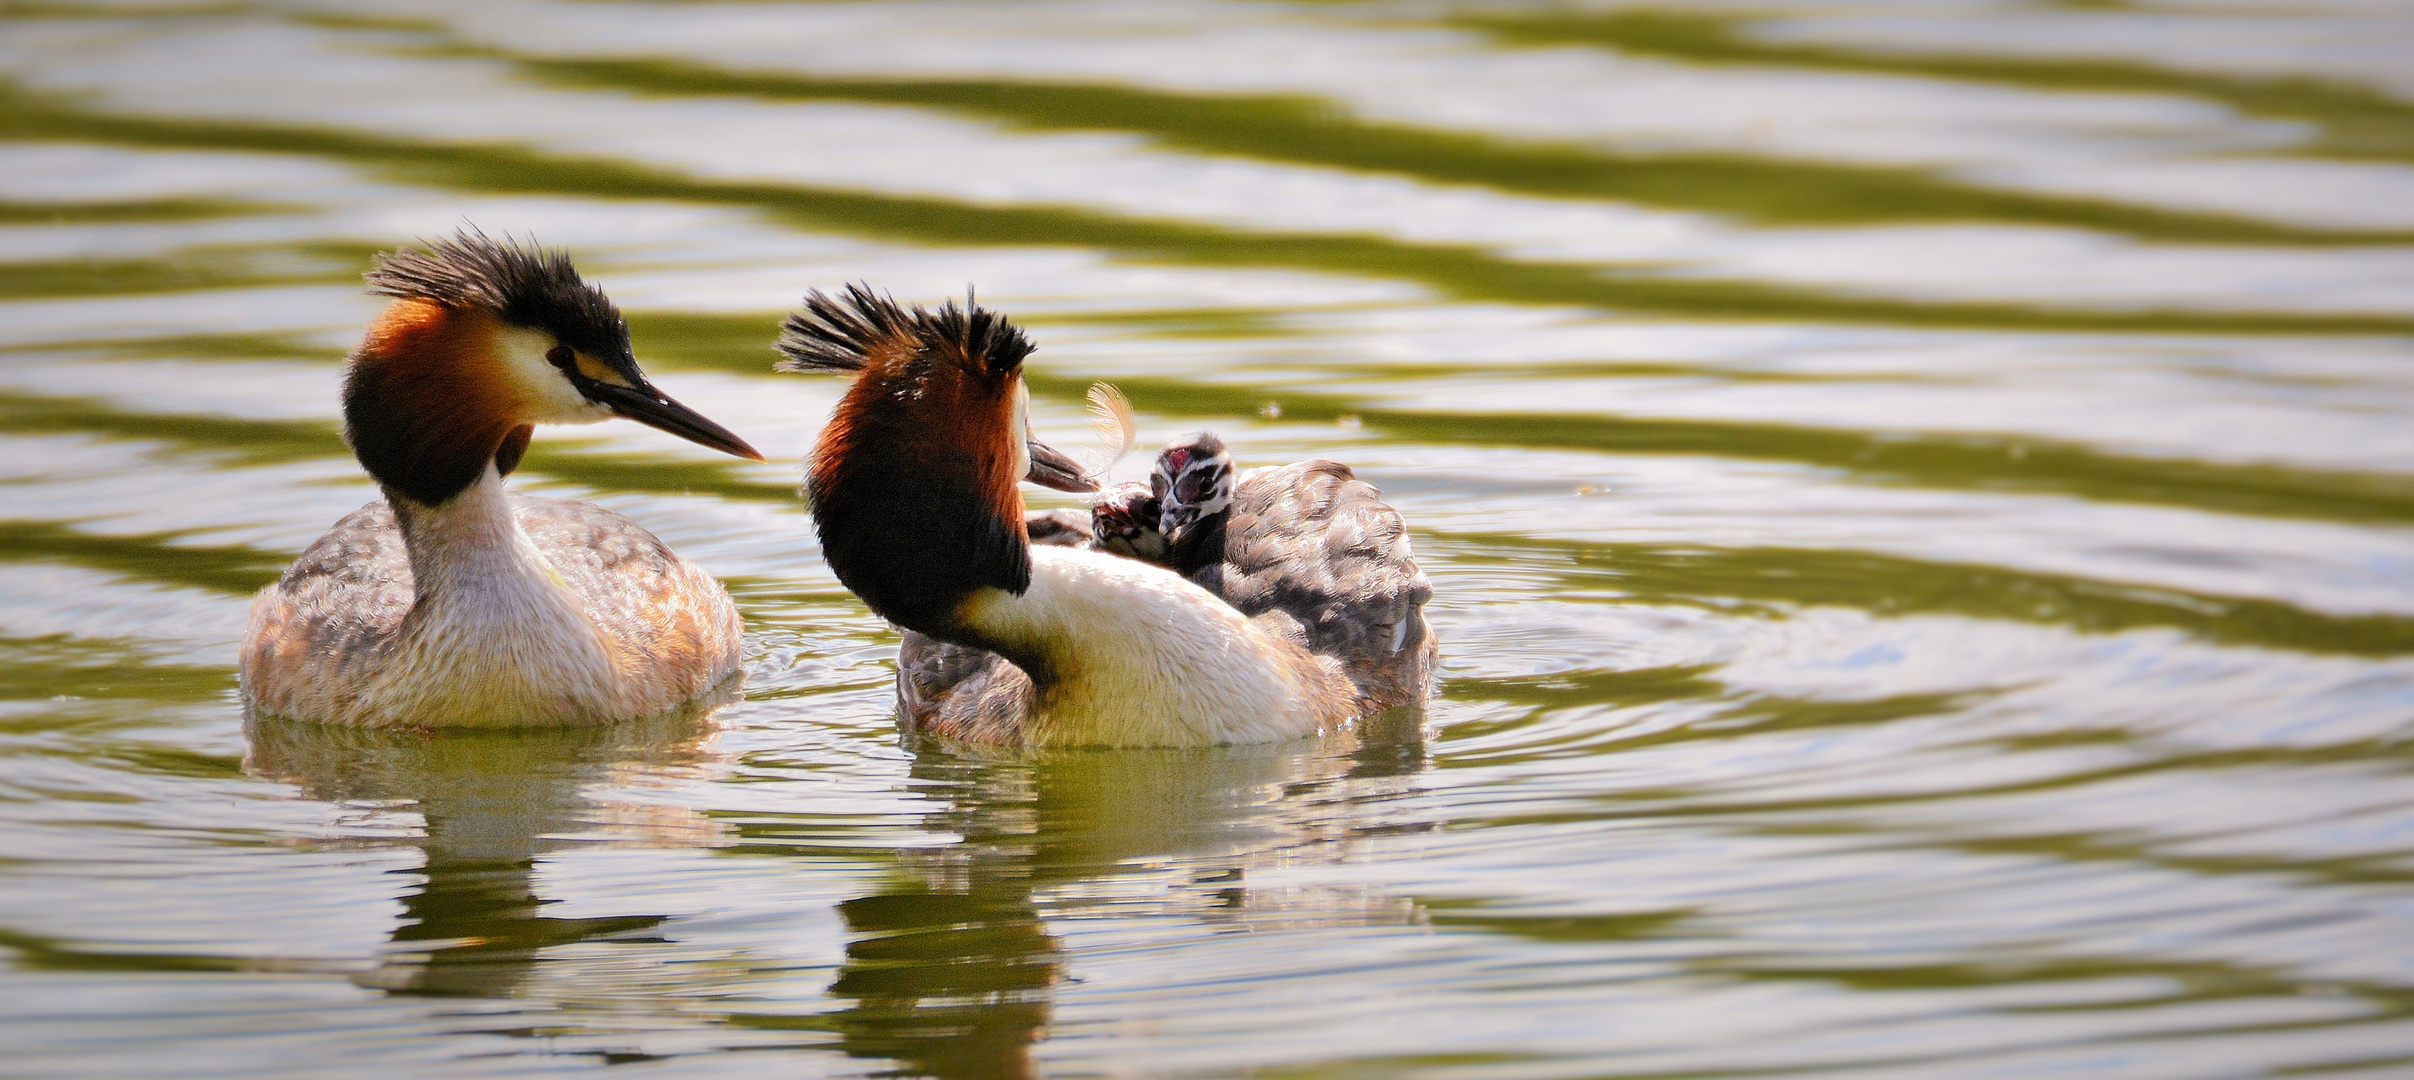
[1010,381,1032,481]
[495,326,610,425]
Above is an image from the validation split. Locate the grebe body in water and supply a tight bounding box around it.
[780,288,1431,745]
[778,287,1360,747]
[240,231,765,727]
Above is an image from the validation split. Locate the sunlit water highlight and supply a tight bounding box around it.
[3,1,2413,1076]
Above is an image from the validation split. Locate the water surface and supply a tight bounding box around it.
[4,1,2414,1076]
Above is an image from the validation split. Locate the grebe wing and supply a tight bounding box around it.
[896,633,1034,741]
[251,501,414,649]
[513,495,689,592]
[1210,460,1435,708]
[240,502,412,717]
[511,495,744,692]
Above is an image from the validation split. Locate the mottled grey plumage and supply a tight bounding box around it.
[267,495,709,642]
[1189,460,1435,709]
[897,631,1037,744]
[1023,508,1094,547]
[894,510,1084,741]
[260,503,417,686]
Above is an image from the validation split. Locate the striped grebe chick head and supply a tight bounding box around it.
[1151,432,1233,546]
[345,229,762,507]
[1090,480,1166,562]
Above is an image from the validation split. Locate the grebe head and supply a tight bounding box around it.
[344,228,762,506]
[1090,480,1166,561]
[1151,433,1232,546]
[777,284,1095,633]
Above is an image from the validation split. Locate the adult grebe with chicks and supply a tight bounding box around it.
[779,285,1433,747]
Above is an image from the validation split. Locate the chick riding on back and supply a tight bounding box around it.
[1091,431,1436,710]
[778,286,1362,748]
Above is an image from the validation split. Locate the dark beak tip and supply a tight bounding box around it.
[700,431,769,464]
[599,383,767,464]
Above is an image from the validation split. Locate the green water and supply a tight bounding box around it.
[3,1,2413,1076]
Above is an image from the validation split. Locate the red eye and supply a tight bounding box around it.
[546,346,576,371]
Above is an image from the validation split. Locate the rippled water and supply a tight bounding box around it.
[4,1,2414,1076]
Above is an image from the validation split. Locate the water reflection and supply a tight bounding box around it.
[241,710,722,999]
[822,710,1431,1078]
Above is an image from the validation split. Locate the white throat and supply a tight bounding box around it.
[377,463,621,723]
[959,546,1344,747]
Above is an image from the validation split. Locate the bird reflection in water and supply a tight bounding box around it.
[823,708,1432,1080]
[242,702,727,1000]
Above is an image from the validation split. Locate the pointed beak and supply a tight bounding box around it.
[588,379,767,462]
[1159,503,1201,540]
[1025,438,1098,493]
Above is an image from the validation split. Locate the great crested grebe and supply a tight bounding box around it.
[1088,432,1436,709]
[240,230,766,728]
[776,285,1361,747]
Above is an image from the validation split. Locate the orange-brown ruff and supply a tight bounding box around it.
[240,230,764,727]
[779,287,1360,748]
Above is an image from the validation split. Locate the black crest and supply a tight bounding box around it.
[775,284,1033,378]
[365,228,629,362]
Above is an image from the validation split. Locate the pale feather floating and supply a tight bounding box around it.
[1084,382,1138,479]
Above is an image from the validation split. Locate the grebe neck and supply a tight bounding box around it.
[376,463,621,721]
[811,443,1345,744]
[344,300,529,507]
[391,463,558,604]
[1164,511,1228,578]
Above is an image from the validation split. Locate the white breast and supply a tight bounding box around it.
[960,546,1348,747]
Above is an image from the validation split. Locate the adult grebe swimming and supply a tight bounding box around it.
[777,286,1429,746]
[240,231,765,727]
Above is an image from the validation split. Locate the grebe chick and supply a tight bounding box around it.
[1081,433,1435,709]
[240,230,766,728]
[777,285,1357,748]
[1087,480,1165,562]
[1148,433,1437,710]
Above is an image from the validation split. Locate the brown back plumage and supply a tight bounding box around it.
[240,494,744,726]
